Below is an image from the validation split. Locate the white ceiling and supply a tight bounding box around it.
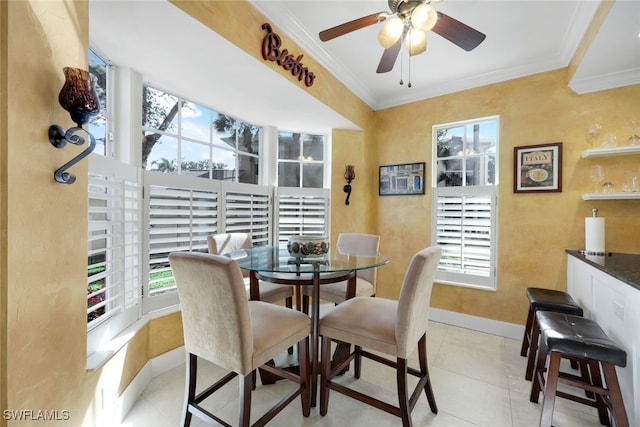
[90,0,640,133]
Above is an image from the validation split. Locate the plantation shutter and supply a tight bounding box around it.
[223,183,270,246]
[274,187,330,246]
[433,188,496,289]
[143,173,219,312]
[87,155,141,359]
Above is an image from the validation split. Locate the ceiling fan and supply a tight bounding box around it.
[319,0,486,74]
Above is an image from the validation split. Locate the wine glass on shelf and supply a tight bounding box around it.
[601,132,617,148]
[590,164,605,193]
[586,123,601,148]
[628,119,640,146]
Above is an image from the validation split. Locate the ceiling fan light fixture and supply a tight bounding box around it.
[377,16,404,48]
[405,28,427,55]
[411,3,438,31]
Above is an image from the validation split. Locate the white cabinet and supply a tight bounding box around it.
[567,254,639,426]
[581,145,640,200]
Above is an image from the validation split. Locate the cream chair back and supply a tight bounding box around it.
[169,252,253,375]
[207,232,252,255]
[395,246,442,359]
[336,233,380,290]
[207,233,252,277]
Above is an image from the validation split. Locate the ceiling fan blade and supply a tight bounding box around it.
[319,12,387,42]
[432,11,486,51]
[376,37,402,73]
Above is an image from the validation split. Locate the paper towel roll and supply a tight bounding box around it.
[585,217,605,253]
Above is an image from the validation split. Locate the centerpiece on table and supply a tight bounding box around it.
[287,235,329,258]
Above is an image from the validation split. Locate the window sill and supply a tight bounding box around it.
[86,305,180,372]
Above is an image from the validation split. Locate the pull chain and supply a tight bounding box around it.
[399,43,404,86]
[408,54,412,88]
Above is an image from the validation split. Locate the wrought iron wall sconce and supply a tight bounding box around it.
[343,165,355,205]
[48,67,100,184]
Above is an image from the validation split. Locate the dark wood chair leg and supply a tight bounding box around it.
[602,363,629,427]
[397,358,412,427]
[298,337,310,416]
[418,334,438,413]
[539,351,562,427]
[525,316,541,381]
[287,295,294,354]
[183,353,197,427]
[302,295,309,315]
[354,345,362,379]
[239,373,252,427]
[521,307,534,356]
[320,336,332,416]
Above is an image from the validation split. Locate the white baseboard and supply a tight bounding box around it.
[429,308,524,340]
[115,346,185,423]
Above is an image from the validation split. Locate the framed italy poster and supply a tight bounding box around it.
[514,143,562,193]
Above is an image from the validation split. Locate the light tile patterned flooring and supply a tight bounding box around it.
[118,319,604,427]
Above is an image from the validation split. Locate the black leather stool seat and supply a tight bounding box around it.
[526,288,584,316]
[521,288,584,381]
[537,312,626,367]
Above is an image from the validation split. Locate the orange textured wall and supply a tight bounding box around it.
[373,70,640,324]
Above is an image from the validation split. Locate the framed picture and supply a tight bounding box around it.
[379,162,426,196]
[514,142,562,193]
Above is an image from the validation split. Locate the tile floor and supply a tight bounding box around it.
[118,320,605,427]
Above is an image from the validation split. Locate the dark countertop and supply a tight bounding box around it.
[566,250,640,291]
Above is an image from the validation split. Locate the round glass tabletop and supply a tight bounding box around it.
[226,245,389,275]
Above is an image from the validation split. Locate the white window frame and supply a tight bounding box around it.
[276,131,328,188]
[431,116,499,291]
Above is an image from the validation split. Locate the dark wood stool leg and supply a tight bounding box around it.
[530,340,549,403]
[521,306,534,356]
[525,315,541,381]
[539,351,562,427]
[602,363,629,427]
[587,359,611,426]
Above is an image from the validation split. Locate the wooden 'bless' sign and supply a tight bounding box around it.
[261,23,316,87]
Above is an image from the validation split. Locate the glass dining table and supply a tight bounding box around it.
[226,245,390,406]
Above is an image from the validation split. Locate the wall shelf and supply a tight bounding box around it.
[581,145,640,158]
[582,192,640,200]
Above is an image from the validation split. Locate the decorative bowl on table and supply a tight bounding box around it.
[287,235,329,258]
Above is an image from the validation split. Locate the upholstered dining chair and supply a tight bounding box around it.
[168,252,311,427]
[301,233,380,312]
[207,233,294,307]
[318,246,442,427]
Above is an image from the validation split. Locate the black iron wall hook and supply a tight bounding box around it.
[49,125,96,184]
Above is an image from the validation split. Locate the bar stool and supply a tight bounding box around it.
[520,287,583,380]
[529,311,628,427]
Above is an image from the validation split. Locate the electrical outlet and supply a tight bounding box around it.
[613,302,624,320]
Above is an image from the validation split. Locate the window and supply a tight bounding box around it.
[88,49,111,156]
[142,86,259,184]
[277,132,325,188]
[432,116,499,290]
